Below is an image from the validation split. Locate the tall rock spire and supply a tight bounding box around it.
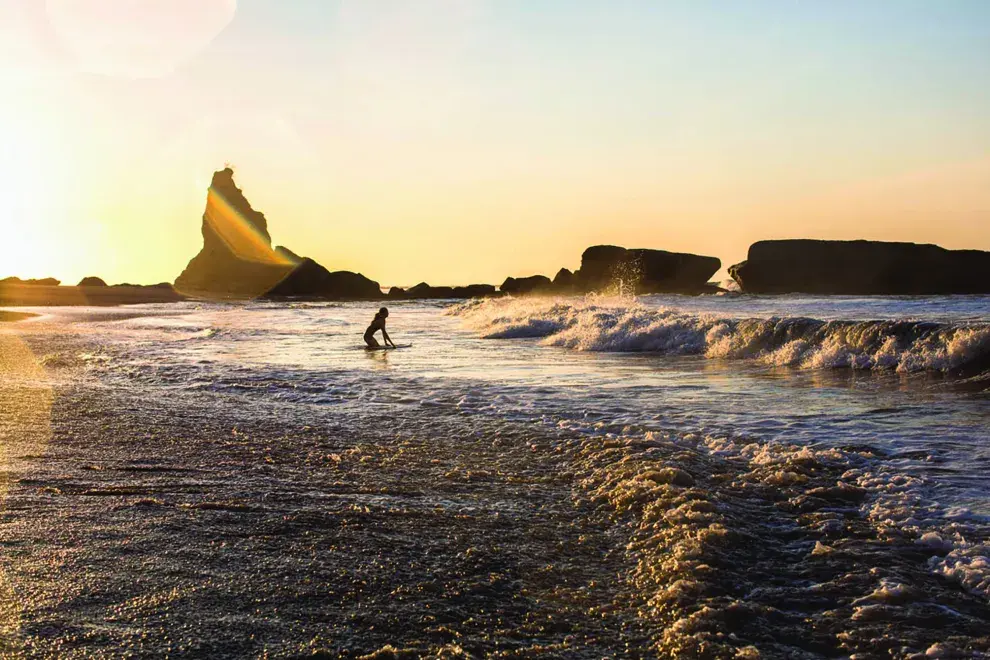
[174,168,296,298]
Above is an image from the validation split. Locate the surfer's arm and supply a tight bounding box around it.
[383,329,395,347]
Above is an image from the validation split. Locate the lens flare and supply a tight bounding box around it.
[205,189,294,266]
[44,0,238,79]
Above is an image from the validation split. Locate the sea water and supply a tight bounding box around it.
[2,294,989,657]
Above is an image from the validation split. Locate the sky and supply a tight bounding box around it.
[1,0,989,287]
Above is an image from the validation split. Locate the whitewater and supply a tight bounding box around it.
[1,293,989,657]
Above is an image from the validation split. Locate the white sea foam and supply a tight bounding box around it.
[452,297,990,373]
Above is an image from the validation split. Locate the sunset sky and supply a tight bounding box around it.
[2,0,989,287]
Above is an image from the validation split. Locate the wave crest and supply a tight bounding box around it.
[451,297,990,373]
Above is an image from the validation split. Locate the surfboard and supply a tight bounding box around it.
[364,344,412,351]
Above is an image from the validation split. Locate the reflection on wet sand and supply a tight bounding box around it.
[0,332,53,653]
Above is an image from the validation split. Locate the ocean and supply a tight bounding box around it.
[1,294,989,657]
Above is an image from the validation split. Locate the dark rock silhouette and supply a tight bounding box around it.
[552,268,575,291]
[0,277,61,286]
[112,282,177,290]
[275,246,303,264]
[575,245,721,294]
[501,275,553,295]
[175,168,295,298]
[729,240,990,294]
[455,284,498,298]
[78,277,108,287]
[175,168,380,300]
[408,282,453,299]
[265,259,382,300]
[387,283,497,300]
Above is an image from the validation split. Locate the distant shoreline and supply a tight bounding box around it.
[0,284,186,308]
[0,311,38,322]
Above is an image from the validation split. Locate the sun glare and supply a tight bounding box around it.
[0,114,62,280]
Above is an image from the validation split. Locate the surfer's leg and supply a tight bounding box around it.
[365,334,380,348]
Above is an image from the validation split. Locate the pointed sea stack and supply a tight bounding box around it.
[175,168,382,300]
[175,168,298,298]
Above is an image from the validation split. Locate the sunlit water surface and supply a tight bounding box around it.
[1,294,989,657]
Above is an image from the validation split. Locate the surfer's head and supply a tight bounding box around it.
[378,307,389,318]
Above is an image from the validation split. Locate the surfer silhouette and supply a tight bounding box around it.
[364,307,395,348]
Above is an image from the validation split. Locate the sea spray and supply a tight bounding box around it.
[451,297,990,374]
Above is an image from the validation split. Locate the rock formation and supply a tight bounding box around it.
[175,168,382,300]
[175,168,296,297]
[729,240,990,295]
[501,275,553,295]
[78,277,108,287]
[265,259,382,300]
[574,245,721,294]
[552,268,575,291]
[495,246,720,297]
[0,277,61,286]
[387,283,497,300]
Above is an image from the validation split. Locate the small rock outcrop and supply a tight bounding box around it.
[387,283,497,300]
[78,277,108,287]
[501,275,553,295]
[574,245,721,294]
[265,259,382,300]
[0,277,61,286]
[729,240,990,295]
[552,268,575,291]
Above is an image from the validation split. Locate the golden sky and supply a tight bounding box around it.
[2,0,989,287]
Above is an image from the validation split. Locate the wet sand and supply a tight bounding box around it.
[1,316,989,657]
[0,327,648,658]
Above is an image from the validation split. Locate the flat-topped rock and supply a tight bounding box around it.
[575,245,721,294]
[729,240,990,294]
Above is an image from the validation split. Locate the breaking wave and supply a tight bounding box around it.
[452,297,990,374]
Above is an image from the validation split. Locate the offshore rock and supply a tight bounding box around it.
[265,259,382,300]
[175,168,381,300]
[575,245,721,294]
[0,277,62,286]
[78,277,108,287]
[729,240,990,294]
[552,268,575,291]
[387,283,498,300]
[501,275,553,296]
[174,168,296,298]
